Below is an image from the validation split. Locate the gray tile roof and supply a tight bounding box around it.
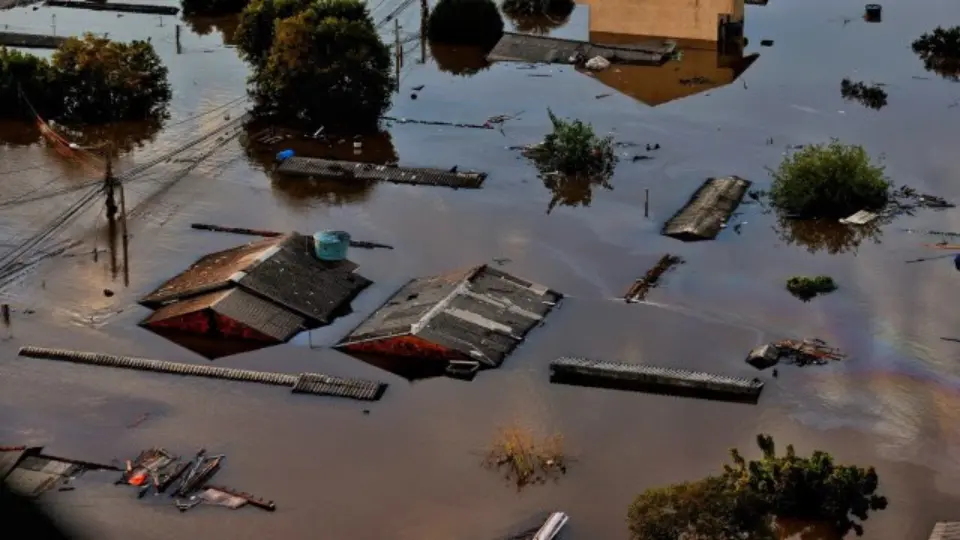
[930,522,960,540]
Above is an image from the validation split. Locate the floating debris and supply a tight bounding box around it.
[383,116,493,130]
[662,176,752,241]
[785,275,838,301]
[624,254,684,302]
[277,157,487,189]
[747,338,846,369]
[839,209,880,225]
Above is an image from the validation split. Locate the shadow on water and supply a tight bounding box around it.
[242,124,398,207]
[342,350,448,382]
[182,14,241,46]
[142,326,277,360]
[0,119,162,154]
[429,41,493,77]
[542,171,613,214]
[776,215,884,255]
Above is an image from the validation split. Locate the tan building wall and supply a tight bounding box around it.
[581,0,745,44]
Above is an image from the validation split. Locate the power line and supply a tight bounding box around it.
[163,96,248,129]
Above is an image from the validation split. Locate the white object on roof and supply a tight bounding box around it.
[584,56,610,71]
[839,210,879,225]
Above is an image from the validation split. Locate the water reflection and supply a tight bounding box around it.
[508,13,572,34]
[775,518,842,540]
[840,79,888,110]
[911,27,960,82]
[346,351,447,381]
[542,171,612,214]
[143,326,276,360]
[429,42,493,76]
[182,14,241,46]
[0,120,41,147]
[776,215,883,255]
[588,35,758,106]
[242,124,398,206]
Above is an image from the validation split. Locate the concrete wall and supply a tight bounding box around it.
[582,0,745,43]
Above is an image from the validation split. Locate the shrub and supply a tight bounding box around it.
[483,425,566,490]
[628,434,888,540]
[840,78,887,110]
[501,0,572,18]
[249,0,393,133]
[912,26,960,80]
[427,0,504,49]
[529,108,616,177]
[769,140,890,219]
[785,275,837,301]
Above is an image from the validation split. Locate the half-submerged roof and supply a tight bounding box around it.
[930,523,960,540]
[140,233,371,325]
[337,265,562,367]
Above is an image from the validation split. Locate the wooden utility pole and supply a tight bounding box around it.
[644,188,649,218]
[175,24,181,54]
[419,0,428,64]
[118,168,130,287]
[394,19,401,92]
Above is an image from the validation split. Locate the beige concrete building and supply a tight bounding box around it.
[581,0,745,47]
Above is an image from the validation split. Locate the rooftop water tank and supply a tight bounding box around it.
[276,149,295,162]
[313,230,351,262]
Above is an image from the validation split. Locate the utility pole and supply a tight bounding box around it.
[394,20,401,92]
[419,0,428,64]
[175,24,181,54]
[118,162,130,288]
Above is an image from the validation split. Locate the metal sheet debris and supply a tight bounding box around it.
[839,209,880,225]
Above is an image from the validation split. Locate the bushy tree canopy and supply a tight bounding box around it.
[627,435,888,540]
[235,0,358,65]
[0,34,171,124]
[769,140,890,219]
[248,0,393,132]
[427,0,504,49]
[912,26,960,81]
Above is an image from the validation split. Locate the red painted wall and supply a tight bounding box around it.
[342,335,466,361]
[147,310,213,335]
[213,313,278,342]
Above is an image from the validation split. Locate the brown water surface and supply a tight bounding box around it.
[2,0,960,538]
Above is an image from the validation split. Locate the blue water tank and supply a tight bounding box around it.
[276,149,295,162]
[314,230,351,261]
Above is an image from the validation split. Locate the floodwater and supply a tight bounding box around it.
[1,0,960,538]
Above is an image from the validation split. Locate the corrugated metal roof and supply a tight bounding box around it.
[4,456,77,498]
[139,236,284,306]
[213,288,306,341]
[338,265,561,367]
[235,234,371,324]
[140,289,231,325]
[662,176,751,241]
[276,157,487,189]
[930,522,960,540]
[0,447,27,478]
[487,32,675,66]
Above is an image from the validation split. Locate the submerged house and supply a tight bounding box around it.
[139,232,371,354]
[583,0,745,45]
[1,446,115,498]
[336,265,561,374]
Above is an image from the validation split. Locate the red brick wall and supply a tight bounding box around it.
[213,314,278,342]
[342,335,465,361]
[147,310,213,335]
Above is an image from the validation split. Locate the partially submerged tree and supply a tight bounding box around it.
[785,275,838,301]
[769,140,890,219]
[912,26,960,81]
[235,0,317,66]
[840,78,887,110]
[529,109,616,177]
[483,425,567,490]
[0,35,171,124]
[181,0,249,16]
[628,435,888,540]
[427,0,504,49]
[52,34,171,123]
[244,0,393,133]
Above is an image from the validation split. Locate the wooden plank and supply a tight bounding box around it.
[275,157,486,189]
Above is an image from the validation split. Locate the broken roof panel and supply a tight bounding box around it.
[235,234,371,323]
[930,523,960,540]
[4,456,78,498]
[0,447,28,478]
[140,236,282,306]
[338,265,561,367]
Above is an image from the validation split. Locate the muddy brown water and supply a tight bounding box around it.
[2,0,960,538]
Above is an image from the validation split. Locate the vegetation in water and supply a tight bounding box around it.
[911,26,960,81]
[427,0,505,49]
[181,0,249,16]
[501,0,572,17]
[627,434,888,540]
[239,0,393,133]
[840,78,887,110]
[483,425,567,490]
[530,109,617,177]
[769,140,890,219]
[785,275,838,301]
[0,35,171,125]
[775,215,883,255]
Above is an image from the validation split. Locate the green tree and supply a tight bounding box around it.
[911,26,960,81]
[769,140,890,219]
[250,0,392,132]
[427,0,504,49]
[532,109,616,177]
[235,0,357,66]
[51,34,171,123]
[181,0,249,16]
[0,48,59,119]
[628,435,888,540]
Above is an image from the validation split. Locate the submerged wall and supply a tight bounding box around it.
[582,0,744,44]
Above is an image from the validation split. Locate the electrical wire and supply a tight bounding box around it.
[163,96,248,129]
